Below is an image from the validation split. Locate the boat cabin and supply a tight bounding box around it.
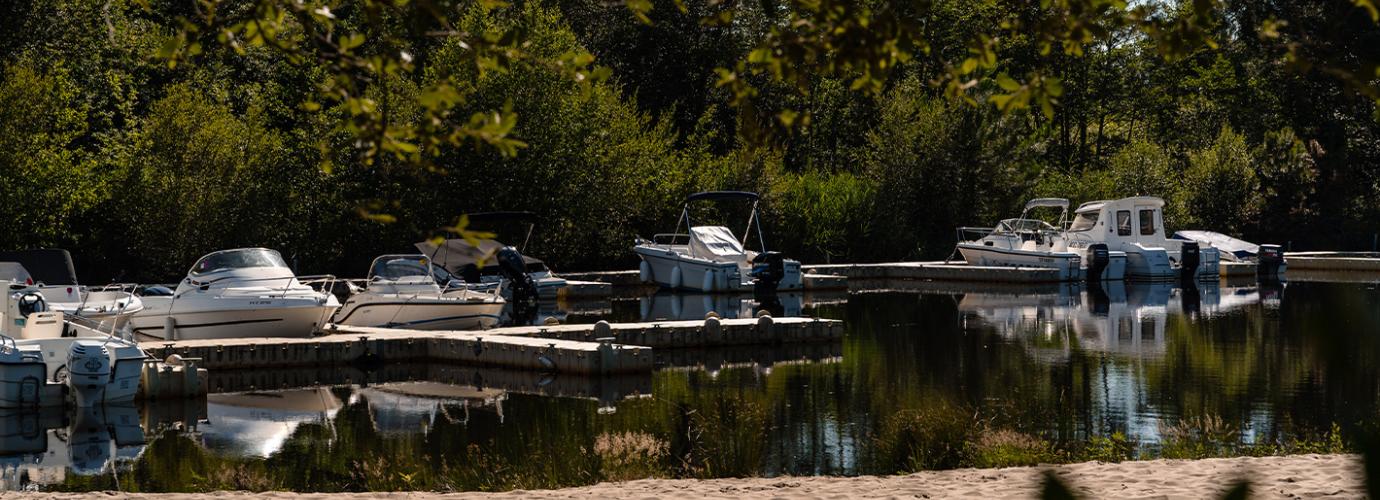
[1067,197,1168,245]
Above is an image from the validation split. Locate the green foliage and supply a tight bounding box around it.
[1179,126,1262,235]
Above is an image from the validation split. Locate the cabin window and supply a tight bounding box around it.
[1068,212,1098,232]
[1139,209,1156,235]
[1116,210,1132,236]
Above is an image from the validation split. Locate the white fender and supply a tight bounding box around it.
[639,260,652,283]
[670,266,683,289]
[164,316,177,341]
[701,270,715,292]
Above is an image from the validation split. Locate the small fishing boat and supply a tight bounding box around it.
[0,249,144,330]
[955,198,1127,281]
[331,254,504,330]
[1064,197,1220,280]
[1172,230,1287,279]
[128,248,339,341]
[633,191,802,292]
[0,280,148,408]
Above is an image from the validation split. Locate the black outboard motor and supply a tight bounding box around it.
[1256,244,1284,282]
[1086,243,1110,283]
[496,246,538,323]
[750,251,786,296]
[1179,241,1201,282]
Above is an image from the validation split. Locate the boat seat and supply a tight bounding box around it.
[1020,240,1038,251]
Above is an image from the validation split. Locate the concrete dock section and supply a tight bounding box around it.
[1284,252,1380,272]
[557,271,849,290]
[505,317,843,349]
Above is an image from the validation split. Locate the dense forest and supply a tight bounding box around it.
[1,0,1379,282]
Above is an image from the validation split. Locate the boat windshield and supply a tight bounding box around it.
[190,249,289,276]
[1068,212,1099,232]
[370,256,432,280]
[997,219,1056,233]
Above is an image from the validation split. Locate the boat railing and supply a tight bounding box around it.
[295,275,339,298]
[649,233,691,246]
[955,226,996,242]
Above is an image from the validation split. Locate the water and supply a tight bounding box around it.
[7,278,1380,492]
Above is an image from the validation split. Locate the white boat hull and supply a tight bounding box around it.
[130,297,336,341]
[332,298,503,330]
[957,243,1083,281]
[633,247,802,292]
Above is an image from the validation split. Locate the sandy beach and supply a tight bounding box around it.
[5,454,1364,499]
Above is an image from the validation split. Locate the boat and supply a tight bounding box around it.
[1063,197,1220,280]
[127,248,339,341]
[955,198,1127,281]
[416,212,569,300]
[330,254,504,330]
[0,249,144,330]
[633,191,803,292]
[1172,230,1287,279]
[0,279,148,408]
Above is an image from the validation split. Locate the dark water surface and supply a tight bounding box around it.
[6,278,1380,492]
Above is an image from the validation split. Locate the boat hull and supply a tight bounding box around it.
[957,243,1083,281]
[633,246,802,292]
[130,297,337,341]
[332,299,503,330]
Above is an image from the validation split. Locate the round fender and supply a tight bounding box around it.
[639,261,652,283]
[670,266,683,289]
[701,271,715,292]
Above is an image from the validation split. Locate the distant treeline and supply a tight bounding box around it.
[0,0,1376,283]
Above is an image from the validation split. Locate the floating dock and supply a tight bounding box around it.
[1284,252,1380,272]
[557,271,849,290]
[140,317,842,376]
[803,262,1064,283]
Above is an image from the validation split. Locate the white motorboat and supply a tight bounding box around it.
[955,198,1127,281]
[1172,230,1287,279]
[0,249,144,330]
[128,248,339,341]
[331,254,504,330]
[633,191,802,292]
[1063,197,1220,280]
[0,281,148,408]
[416,212,569,300]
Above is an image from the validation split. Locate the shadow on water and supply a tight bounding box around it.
[7,279,1380,491]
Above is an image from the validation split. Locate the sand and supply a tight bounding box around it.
[5,454,1365,499]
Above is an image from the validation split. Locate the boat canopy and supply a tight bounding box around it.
[686,191,760,203]
[1076,196,1165,214]
[0,249,79,285]
[689,226,748,262]
[1024,198,1069,211]
[0,262,32,284]
[415,238,544,274]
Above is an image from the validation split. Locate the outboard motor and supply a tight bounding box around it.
[1086,244,1110,283]
[1256,244,1284,281]
[495,246,538,324]
[1179,241,1201,281]
[67,341,112,407]
[750,251,786,296]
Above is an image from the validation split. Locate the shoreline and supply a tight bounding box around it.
[4,454,1364,499]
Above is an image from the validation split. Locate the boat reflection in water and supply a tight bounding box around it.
[357,381,507,432]
[0,405,147,490]
[201,388,342,458]
[958,281,1284,358]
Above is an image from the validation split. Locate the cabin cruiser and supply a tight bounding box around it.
[1063,197,1220,280]
[1172,230,1287,280]
[128,248,339,341]
[416,212,569,301]
[331,254,504,330]
[955,198,1127,281]
[633,191,802,292]
[0,279,148,408]
[0,249,144,330]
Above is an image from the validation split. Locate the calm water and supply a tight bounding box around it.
[7,278,1380,492]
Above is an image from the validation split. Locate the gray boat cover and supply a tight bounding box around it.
[1172,230,1257,261]
[689,226,747,262]
[0,249,78,285]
